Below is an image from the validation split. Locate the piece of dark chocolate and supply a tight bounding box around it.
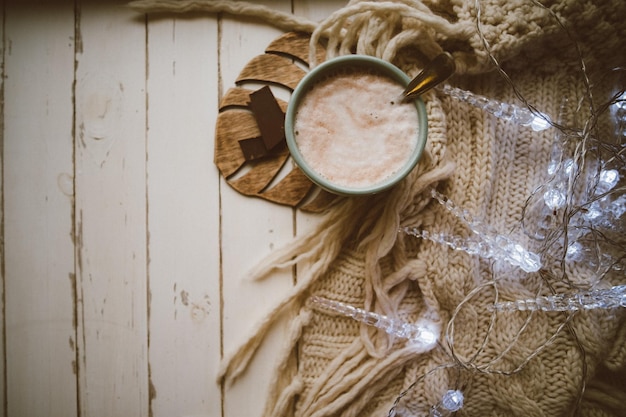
[249,86,285,151]
[239,137,269,161]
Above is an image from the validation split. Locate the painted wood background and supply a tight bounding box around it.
[1,0,344,416]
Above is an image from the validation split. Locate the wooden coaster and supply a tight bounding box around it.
[214,32,338,213]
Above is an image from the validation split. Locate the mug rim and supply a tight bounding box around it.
[285,55,428,196]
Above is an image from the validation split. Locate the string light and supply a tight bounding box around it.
[439,84,552,131]
[392,42,624,417]
[402,189,541,273]
[611,90,626,139]
[581,167,625,229]
[491,285,626,312]
[429,390,464,417]
[520,92,625,275]
[402,227,541,273]
[307,296,439,348]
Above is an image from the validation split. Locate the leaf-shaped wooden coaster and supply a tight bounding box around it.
[214,31,338,213]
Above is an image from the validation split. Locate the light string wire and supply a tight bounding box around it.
[402,188,543,274]
[475,0,626,294]
[454,0,592,410]
[445,278,579,376]
[390,0,626,413]
[129,0,625,413]
[387,276,587,416]
[474,0,589,135]
[386,363,462,417]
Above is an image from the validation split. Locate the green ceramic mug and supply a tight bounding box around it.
[285,55,428,196]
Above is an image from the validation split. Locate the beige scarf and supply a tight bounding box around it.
[130,1,626,415]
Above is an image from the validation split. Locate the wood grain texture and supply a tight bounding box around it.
[265,30,327,65]
[215,31,339,211]
[215,109,262,176]
[218,3,298,416]
[229,150,291,194]
[3,3,77,416]
[74,1,149,415]
[236,54,307,90]
[146,14,221,417]
[220,86,290,111]
[0,2,346,417]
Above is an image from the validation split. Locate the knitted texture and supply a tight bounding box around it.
[129,0,626,74]
[280,69,626,417]
[130,0,626,415]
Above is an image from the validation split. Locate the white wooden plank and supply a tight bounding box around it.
[293,0,345,22]
[218,2,298,416]
[146,15,221,417]
[73,1,148,416]
[3,2,77,416]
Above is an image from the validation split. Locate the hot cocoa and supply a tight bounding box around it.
[293,69,420,189]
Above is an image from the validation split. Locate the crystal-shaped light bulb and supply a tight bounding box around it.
[441,390,464,412]
[611,91,626,138]
[595,169,619,195]
[543,188,566,210]
[439,84,551,131]
[416,189,542,273]
[565,241,584,262]
[609,195,626,219]
[492,285,626,312]
[584,200,603,221]
[529,114,552,131]
[429,390,464,417]
[307,296,439,348]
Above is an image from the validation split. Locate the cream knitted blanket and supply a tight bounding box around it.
[130,0,626,415]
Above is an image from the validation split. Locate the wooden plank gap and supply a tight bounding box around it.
[0,0,6,415]
[216,12,228,417]
[143,12,156,417]
[71,1,82,416]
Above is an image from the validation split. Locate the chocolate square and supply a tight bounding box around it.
[249,86,285,151]
[239,136,269,161]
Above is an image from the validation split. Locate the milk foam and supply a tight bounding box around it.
[294,70,419,188]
